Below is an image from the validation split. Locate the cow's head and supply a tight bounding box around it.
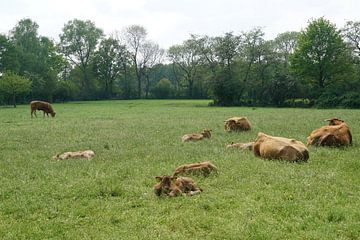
[155,175,176,195]
[51,111,56,117]
[202,129,212,138]
[325,118,344,126]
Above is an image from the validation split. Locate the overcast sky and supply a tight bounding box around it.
[1,0,359,48]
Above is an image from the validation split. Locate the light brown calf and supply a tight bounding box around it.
[226,141,254,150]
[224,117,251,132]
[173,161,217,177]
[154,176,203,197]
[181,129,212,142]
[253,132,309,162]
[30,101,56,118]
[53,150,95,160]
[307,118,352,147]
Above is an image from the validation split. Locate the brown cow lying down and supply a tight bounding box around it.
[226,141,254,150]
[173,161,218,177]
[53,150,95,160]
[154,176,203,197]
[181,129,212,142]
[224,117,251,132]
[253,132,309,162]
[30,100,56,117]
[307,118,352,146]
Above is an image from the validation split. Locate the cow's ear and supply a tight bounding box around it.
[155,176,163,182]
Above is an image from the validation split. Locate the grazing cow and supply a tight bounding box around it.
[30,101,56,118]
[154,175,203,197]
[252,132,309,162]
[226,141,254,150]
[224,117,251,132]
[53,150,95,160]
[307,118,352,147]
[181,129,212,142]
[173,161,218,177]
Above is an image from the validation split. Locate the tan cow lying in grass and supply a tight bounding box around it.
[30,101,56,117]
[224,117,251,132]
[307,118,352,147]
[253,132,309,162]
[181,129,212,142]
[226,141,254,150]
[53,150,95,160]
[173,161,218,177]
[154,175,203,197]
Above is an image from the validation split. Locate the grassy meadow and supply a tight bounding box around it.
[0,100,360,239]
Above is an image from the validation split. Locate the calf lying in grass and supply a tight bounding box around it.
[226,141,254,150]
[173,161,217,177]
[154,175,203,197]
[181,129,212,142]
[53,150,95,160]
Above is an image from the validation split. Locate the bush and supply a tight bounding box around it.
[152,78,173,99]
[283,98,313,108]
[340,92,360,108]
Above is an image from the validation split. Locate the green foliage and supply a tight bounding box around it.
[93,37,129,98]
[59,19,103,92]
[152,78,173,99]
[0,71,31,107]
[1,100,360,238]
[291,17,354,90]
[0,34,20,73]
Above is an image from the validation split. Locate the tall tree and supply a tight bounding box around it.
[291,17,353,89]
[94,37,129,98]
[139,41,164,98]
[168,36,203,97]
[342,21,360,59]
[123,25,147,98]
[0,34,20,73]
[59,19,103,95]
[273,31,299,67]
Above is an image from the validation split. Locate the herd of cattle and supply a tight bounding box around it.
[29,100,353,197]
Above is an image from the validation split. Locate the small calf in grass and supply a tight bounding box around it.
[154,176,203,197]
[226,141,254,150]
[53,150,95,160]
[181,129,212,142]
[173,161,218,177]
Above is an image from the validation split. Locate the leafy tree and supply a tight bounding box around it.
[0,34,20,73]
[168,36,203,97]
[59,19,103,96]
[93,37,128,98]
[273,31,299,67]
[152,78,172,99]
[123,25,147,98]
[291,18,353,90]
[342,21,360,60]
[0,71,31,107]
[139,41,164,98]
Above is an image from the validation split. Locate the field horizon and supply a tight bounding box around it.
[1,99,359,239]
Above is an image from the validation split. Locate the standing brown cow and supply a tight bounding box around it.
[30,101,56,118]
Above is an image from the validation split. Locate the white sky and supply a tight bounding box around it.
[0,0,359,48]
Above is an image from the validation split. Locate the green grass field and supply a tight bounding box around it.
[1,100,360,239]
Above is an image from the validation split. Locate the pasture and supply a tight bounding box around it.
[0,100,359,239]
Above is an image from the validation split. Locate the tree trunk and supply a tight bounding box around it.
[12,93,16,108]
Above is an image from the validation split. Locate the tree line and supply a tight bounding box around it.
[1,17,360,107]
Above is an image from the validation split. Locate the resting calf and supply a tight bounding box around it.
[181,129,212,142]
[53,150,95,160]
[154,175,202,197]
[173,161,217,177]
